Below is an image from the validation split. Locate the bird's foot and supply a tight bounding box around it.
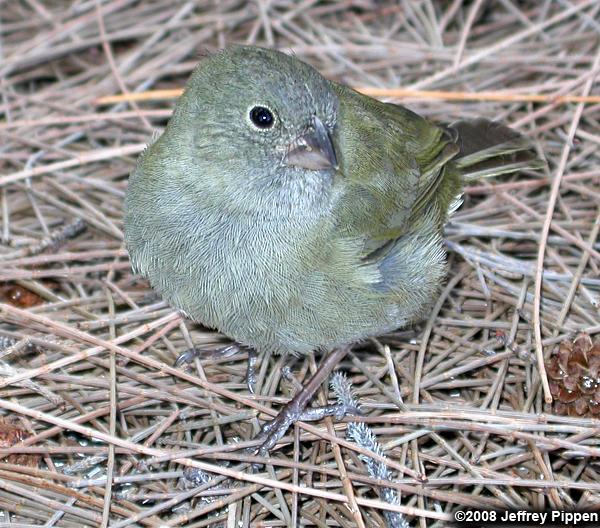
[174,343,241,367]
[298,403,360,422]
[174,343,258,393]
[252,346,354,457]
[253,398,359,458]
[254,400,302,457]
[245,347,258,394]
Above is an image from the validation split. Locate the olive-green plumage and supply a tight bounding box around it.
[124,46,541,355]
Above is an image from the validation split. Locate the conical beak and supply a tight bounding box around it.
[284,116,338,171]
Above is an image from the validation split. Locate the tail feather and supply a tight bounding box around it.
[448,118,545,182]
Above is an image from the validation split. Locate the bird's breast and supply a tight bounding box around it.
[131,205,333,352]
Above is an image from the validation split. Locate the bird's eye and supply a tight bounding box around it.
[249,106,274,129]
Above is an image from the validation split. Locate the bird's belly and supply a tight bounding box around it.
[136,213,444,355]
[144,217,331,354]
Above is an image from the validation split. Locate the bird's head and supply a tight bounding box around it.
[159,46,341,217]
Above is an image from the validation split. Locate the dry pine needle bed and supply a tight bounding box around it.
[0,1,599,527]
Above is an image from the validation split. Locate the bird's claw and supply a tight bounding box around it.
[174,346,202,367]
[299,403,361,422]
[254,405,299,457]
[174,343,242,366]
[254,402,361,457]
[246,347,258,394]
[174,344,258,394]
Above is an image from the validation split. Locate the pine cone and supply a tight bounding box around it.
[546,333,600,417]
[0,416,40,467]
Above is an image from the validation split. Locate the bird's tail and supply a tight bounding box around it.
[447,118,545,182]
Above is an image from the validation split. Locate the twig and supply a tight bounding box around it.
[94,87,600,106]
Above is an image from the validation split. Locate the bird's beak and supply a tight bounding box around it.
[284,116,338,171]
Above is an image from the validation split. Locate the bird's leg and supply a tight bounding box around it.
[254,346,352,456]
[175,343,259,393]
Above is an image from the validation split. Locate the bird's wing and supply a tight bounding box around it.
[331,83,462,247]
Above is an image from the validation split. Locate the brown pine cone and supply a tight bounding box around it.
[0,416,40,467]
[546,333,600,417]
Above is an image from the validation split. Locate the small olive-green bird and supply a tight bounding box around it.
[125,45,540,359]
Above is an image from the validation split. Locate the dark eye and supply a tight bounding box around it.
[249,106,274,129]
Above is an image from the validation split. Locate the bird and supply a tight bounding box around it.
[124,45,542,452]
